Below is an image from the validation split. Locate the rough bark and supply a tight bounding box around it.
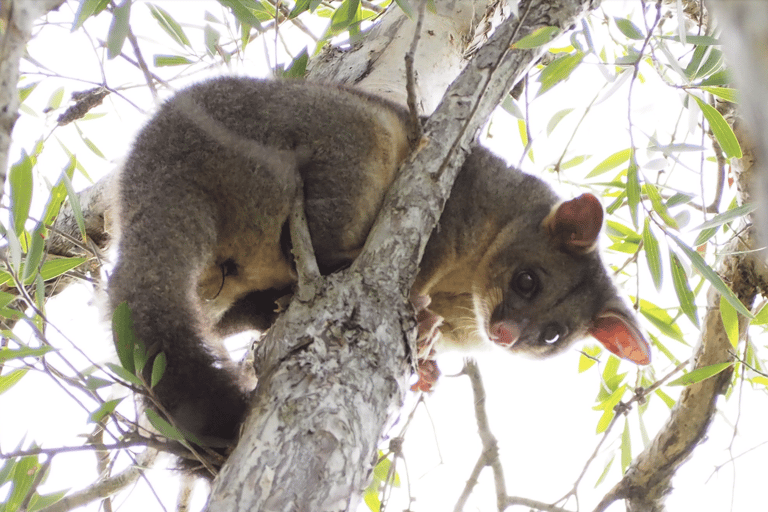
[207,1,599,510]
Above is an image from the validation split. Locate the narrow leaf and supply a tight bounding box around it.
[111,302,138,373]
[0,369,29,394]
[700,86,738,103]
[626,156,641,228]
[9,152,34,236]
[154,55,194,67]
[614,17,644,40]
[0,346,54,363]
[667,362,733,386]
[669,234,752,318]
[620,418,631,472]
[105,362,143,388]
[512,26,560,49]
[586,148,631,178]
[752,303,768,325]
[148,4,191,48]
[39,257,87,281]
[669,251,699,327]
[61,170,86,241]
[642,218,663,290]
[145,409,185,442]
[719,295,739,347]
[690,94,741,158]
[89,398,123,423]
[690,203,756,231]
[107,0,131,59]
[538,52,585,95]
[546,108,574,136]
[645,182,677,228]
[151,352,166,388]
[72,0,110,30]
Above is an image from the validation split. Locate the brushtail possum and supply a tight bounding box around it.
[108,76,650,446]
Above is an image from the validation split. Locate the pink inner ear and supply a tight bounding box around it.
[589,313,651,365]
[551,193,604,253]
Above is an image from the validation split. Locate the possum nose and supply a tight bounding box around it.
[489,320,521,348]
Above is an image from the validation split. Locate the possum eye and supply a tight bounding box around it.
[511,269,539,299]
[540,323,564,345]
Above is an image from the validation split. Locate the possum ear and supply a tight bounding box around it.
[544,193,604,254]
[589,311,651,365]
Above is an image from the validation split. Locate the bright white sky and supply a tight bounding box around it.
[2,1,767,512]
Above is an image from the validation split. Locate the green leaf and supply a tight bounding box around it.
[0,346,54,363]
[586,148,631,178]
[39,257,86,281]
[204,24,221,57]
[154,55,194,67]
[642,218,662,291]
[669,234,752,318]
[61,170,86,241]
[111,302,138,373]
[325,0,362,37]
[0,368,29,394]
[283,48,309,79]
[614,17,644,40]
[655,388,675,408]
[107,0,131,59]
[667,362,733,386]
[690,203,756,231]
[105,362,143,388]
[719,295,739,347]
[693,226,719,247]
[638,299,686,343]
[28,490,69,512]
[151,352,166,388]
[594,456,614,487]
[7,455,40,512]
[626,155,641,228]
[669,251,699,327]
[644,182,677,228]
[512,26,560,49]
[546,108,574,136]
[578,345,601,372]
[22,225,47,283]
[561,155,589,170]
[690,94,741,158]
[620,418,631,472]
[752,303,768,325]
[41,159,76,230]
[538,52,585,95]
[698,69,734,87]
[148,4,191,48]
[700,86,738,103]
[72,0,110,30]
[9,152,34,236]
[145,409,185,442]
[89,398,123,423]
[664,35,720,46]
[85,376,113,390]
[393,0,414,19]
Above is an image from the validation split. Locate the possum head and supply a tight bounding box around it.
[473,193,651,365]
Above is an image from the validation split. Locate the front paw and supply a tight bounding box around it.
[411,359,441,393]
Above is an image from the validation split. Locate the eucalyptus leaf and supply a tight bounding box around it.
[667,362,733,386]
